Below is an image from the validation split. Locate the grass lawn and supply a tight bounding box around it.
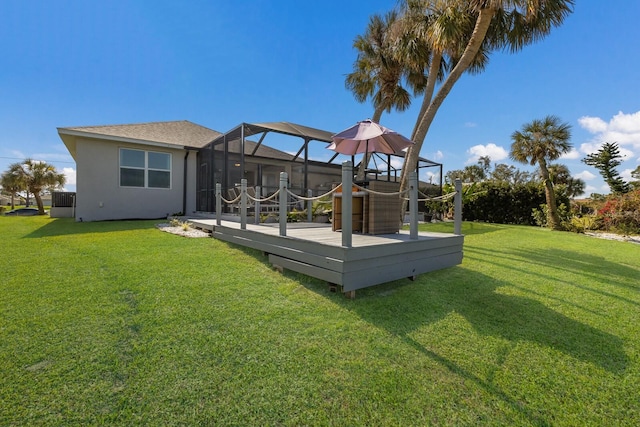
[1,217,638,426]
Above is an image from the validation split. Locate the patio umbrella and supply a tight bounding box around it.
[328,119,414,156]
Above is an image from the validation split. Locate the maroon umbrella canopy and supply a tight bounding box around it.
[328,119,414,155]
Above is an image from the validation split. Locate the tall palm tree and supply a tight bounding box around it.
[397,0,574,207]
[477,155,491,174]
[345,10,422,180]
[9,159,66,215]
[1,169,25,210]
[510,116,572,230]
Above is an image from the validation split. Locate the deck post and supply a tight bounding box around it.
[307,189,313,223]
[215,183,221,226]
[255,186,261,224]
[409,171,418,240]
[454,179,462,235]
[279,172,288,236]
[342,161,353,248]
[240,179,247,230]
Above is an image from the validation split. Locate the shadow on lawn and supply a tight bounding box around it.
[340,267,628,374]
[513,247,640,293]
[24,218,162,238]
[466,246,640,307]
[324,266,628,425]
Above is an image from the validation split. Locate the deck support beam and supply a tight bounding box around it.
[307,189,313,223]
[341,161,353,248]
[454,179,462,235]
[255,186,261,224]
[409,171,418,240]
[215,183,221,226]
[240,178,247,230]
[279,172,288,236]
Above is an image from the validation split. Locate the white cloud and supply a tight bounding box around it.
[578,110,640,154]
[618,146,635,159]
[574,170,596,181]
[422,170,440,184]
[433,150,444,161]
[584,184,609,195]
[560,148,581,160]
[584,184,598,194]
[580,142,635,158]
[62,167,76,186]
[10,149,25,158]
[466,143,508,164]
[579,141,602,155]
[609,110,640,133]
[621,168,635,182]
[389,157,404,169]
[578,116,607,133]
[464,122,477,128]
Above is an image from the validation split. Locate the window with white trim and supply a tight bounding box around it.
[120,148,171,188]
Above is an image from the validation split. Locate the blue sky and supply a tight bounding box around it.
[1,1,639,194]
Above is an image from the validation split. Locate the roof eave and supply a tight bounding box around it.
[57,128,192,150]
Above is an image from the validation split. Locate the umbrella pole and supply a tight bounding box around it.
[364,139,369,174]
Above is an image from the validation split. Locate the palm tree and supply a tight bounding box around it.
[8,159,66,215]
[477,155,491,174]
[1,169,25,210]
[397,0,574,207]
[510,116,572,230]
[345,10,422,180]
[546,163,586,198]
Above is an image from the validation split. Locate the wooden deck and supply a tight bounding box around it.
[190,219,464,296]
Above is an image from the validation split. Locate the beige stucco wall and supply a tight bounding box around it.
[75,137,194,222]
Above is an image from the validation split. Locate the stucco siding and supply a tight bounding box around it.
[75,138,186,221]
[185,150,198,215]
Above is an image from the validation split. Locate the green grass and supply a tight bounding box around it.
[1,217,639,426]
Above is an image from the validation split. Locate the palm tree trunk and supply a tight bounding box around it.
[539,159,562,230]
[411,52,442,141]
[34,192,45,215]
[399,8,497,218]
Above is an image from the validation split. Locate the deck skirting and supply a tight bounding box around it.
[191,220,464,293]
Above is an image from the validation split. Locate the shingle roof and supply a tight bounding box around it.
[58,120,221,148]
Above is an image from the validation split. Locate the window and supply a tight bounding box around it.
[120,148,171,188]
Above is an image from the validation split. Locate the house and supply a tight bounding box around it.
[58,121,221,222]
[58,120,443,222]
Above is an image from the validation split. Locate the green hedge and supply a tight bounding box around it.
[462,181,569,225]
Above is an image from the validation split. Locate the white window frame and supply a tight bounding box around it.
[119,148,172,189]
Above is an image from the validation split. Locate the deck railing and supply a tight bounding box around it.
[214,161,462,247]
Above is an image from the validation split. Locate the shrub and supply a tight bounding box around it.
[566,214,599,233]
[532,203,571,229]
[595,189,640,235]
[461,181,569,226]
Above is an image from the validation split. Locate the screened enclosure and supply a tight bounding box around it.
[196,122,442,213]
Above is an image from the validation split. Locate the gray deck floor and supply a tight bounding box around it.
[191,219,452,245]
[190,219,464,295]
